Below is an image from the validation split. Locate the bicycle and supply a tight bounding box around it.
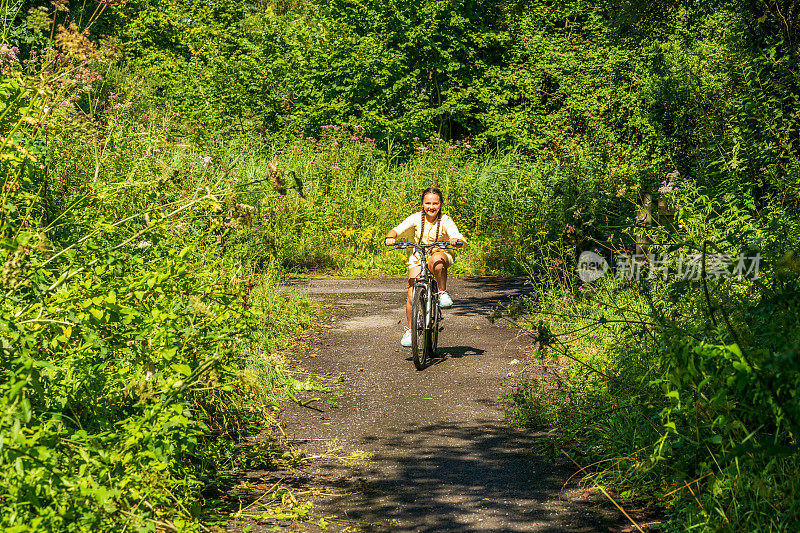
[388,240,463,370]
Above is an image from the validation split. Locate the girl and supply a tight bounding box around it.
[384,187,466,347]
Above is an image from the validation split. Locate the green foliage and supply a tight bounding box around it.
[0,35,315,529]
[2,0,799,529]
[505,173,800,530]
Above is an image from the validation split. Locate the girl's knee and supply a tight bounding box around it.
[429,258,447,271]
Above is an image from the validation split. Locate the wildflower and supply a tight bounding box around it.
[202,156,212,168]
[138,240,151,249]
[658,181,674,194]
[55,22,98,61]
[0,44,20,66]
[188,295,214,317]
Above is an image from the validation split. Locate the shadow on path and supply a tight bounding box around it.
[291,420,613,532]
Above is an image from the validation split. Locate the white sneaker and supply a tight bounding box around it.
[401,327,412,347]
[438,291,453,308]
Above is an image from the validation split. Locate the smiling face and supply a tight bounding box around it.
[422,192,442,220]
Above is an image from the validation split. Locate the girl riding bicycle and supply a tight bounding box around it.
[384,187,466,347]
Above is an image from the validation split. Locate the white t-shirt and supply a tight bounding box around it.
[391,212,465,267]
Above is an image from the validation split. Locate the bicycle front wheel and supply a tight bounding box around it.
[411,287,429,370]
[429,305,440,356]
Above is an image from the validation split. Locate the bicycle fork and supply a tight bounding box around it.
[426,286,435,330]
[416,283,435,331]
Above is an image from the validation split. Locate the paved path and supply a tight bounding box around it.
[249,278,621,532]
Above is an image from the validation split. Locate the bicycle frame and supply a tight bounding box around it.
[387,240,462,369]
[391,241,458,329]
[414,256,439,332]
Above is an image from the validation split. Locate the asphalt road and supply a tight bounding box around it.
[234,277,623,532]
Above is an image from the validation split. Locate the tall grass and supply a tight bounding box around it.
[501,183,800,531]
[210,127,610,278]
[0,64,319,528]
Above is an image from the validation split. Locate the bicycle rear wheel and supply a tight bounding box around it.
[411,287,429,370]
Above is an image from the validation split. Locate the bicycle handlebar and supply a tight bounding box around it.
[386,240,464,251]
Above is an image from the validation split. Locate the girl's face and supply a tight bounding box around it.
[422,192,442,218]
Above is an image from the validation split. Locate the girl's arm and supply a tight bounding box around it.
[442,215,466,247]
[385,214,416,246]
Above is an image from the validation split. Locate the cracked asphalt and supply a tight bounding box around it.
[242,277,624,532]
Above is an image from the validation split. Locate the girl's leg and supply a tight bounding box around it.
[406,265,421,327]
[427,252,450,291]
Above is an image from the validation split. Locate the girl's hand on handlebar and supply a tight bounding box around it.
[384,237,396,246]
[448,238,465,247]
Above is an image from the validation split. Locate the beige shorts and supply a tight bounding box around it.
[407,250,454,270]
